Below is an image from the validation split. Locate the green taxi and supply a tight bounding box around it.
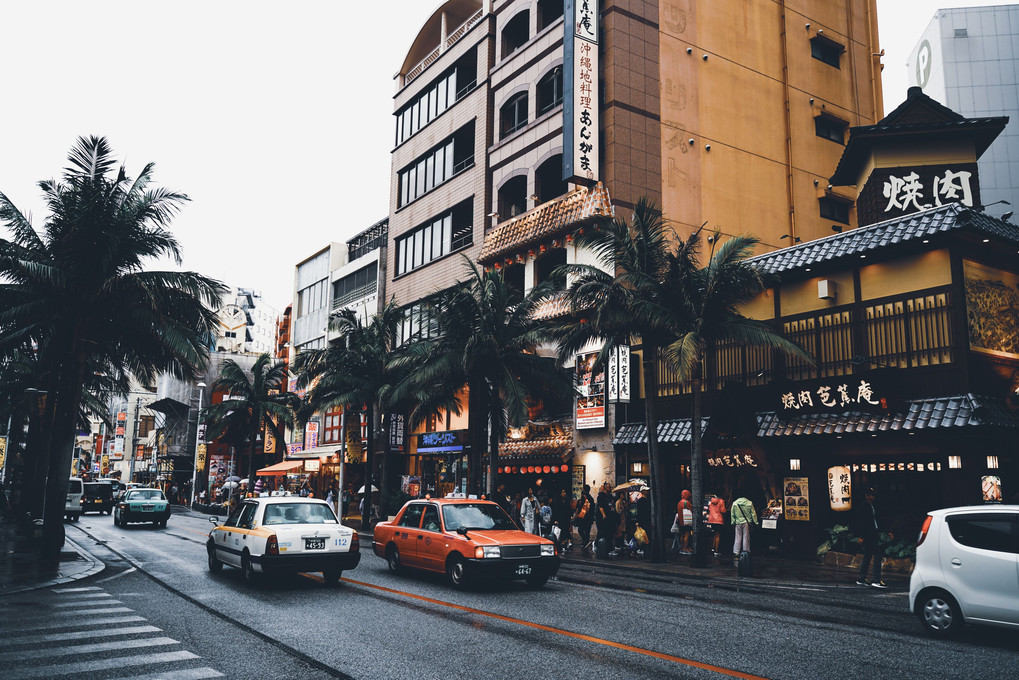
[114,488,171,528]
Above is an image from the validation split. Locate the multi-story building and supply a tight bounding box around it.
[907,4,1019,219]
[386,0,884,496]
[215,287,279,355]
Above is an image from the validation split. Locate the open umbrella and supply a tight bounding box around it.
[225,475,242,483]
[612,480,645,493]
[222,481,239,490]
[357,485,379,494]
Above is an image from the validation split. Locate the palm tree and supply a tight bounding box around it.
[0,136,225,558]
[204,353,296,494]
[292,301,406,512]
[667,231,813,561]
[411,258,573,499]
[547,198,690,562]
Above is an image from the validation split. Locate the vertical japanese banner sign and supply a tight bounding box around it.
[113,411,127,458]
[0,436,7,471]
[306,421,319,450]
[264,389,277,454]
[607,345,631,403]
[827,466,852,511]
[576,351,606,429]
[345,414,364,464]
[564,0,599,184]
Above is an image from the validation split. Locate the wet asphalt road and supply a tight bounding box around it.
[4,510,1015,680]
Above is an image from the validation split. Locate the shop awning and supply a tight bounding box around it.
[285,445,342,459]
[256,460,304,476]
[613,418,711,446]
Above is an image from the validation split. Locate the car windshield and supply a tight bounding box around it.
[442,503,517,531]
[263,503,338,525]
[84,484,112,497]
[128,490,165,501]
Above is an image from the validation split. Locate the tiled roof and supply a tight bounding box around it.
[756,393,1019,437]
[612,418,711,445]
[479,182,613,264]
[531,292,572,321]
[747,203,1019,276]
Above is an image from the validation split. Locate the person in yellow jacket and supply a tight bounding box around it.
[731,493,758,558]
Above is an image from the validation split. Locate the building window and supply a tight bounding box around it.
[498,176,528,219]
[398,121,475,208]
[537,0,564,31]
[398,298,443,346]
[502,11,529,59]
[810,36,844,68]
[322,408,343,444]
[819,196,851,224]
[395,198,473,276]
[395,50,477,146]
[297,279,327,316]
[535,154,567,203]
[501,92,529,138]
[535,247,567,287]
[332,262,378,308]
[814,115,847,145]
[536,67,563,116]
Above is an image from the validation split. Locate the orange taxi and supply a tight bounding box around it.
[373,495,560,589]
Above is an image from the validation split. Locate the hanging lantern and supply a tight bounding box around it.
[552,238,561,248]
[493,262,501,270]
[561,464,569,472]
[497,467,503,475]
[539,244,547,253]
[543,465,551,474]
[565,233,574,244]
[506,257,514,267]
[827,465,852,511]
[528,249,536,259]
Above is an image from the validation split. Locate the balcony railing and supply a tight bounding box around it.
[405,8,485,85]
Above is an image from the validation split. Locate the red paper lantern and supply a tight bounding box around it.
[497,467,503,474]
[561,464,569,472]
[528,466,535,473]
[543,465,551,474]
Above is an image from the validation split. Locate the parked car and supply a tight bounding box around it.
[114,488,171,528]
[207,497,360,585]
[373,495,560,589]
[64,477,83,521]
[82,481,115,515]
[909,505,1019,637]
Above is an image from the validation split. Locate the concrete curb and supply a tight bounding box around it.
[0,533,106,596]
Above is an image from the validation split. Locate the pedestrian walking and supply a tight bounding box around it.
[614,491,628,551]
[731,492,758,559]
[574,484,595,553]
[675,489,694,554]
[595,482,618,556]
[520,488,538,534]
[550,488,572,551]
[707,494,727,555]
[853,487,890,588]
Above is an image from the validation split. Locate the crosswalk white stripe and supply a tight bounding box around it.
[0,625,161,646]
[4,650,200,679]
[8,615,146,633]
[0,636,179,662]
[53,598,122,607]
[51,586,102,593]
[105,669,225,680]
[50,591,113,599]
[47,606,133,616]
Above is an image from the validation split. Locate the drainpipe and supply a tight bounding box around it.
[778,0,797,242]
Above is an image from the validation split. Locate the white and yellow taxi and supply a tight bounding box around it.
[206,497,360,585]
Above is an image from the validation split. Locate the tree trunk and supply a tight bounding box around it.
[365,401,375,521]
[467,379,486,498]
[40,349,87,561]
[642,346,665,562]
[379,410,391,514]
[487,410,500,500]
[246,418,259,499]
[690,373,704,566]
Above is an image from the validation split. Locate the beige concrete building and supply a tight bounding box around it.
[386,0,884,495]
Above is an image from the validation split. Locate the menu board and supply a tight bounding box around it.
[576,351,605,429]
[783,477,810,521]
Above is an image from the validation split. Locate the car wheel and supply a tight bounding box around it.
[72,514,79,522]
[113,511,120,527]
[918,590,963,637]
[446,554,468,590]
[157,519,167,528]
[242,553,258,585]
[207,543,223,572]
[525,573,550,589]
[323,568,342,585]
[386,545,401,573]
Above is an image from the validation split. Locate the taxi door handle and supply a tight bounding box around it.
[951,558,961,566]
[417,535,423,540]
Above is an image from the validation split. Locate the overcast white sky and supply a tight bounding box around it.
[0,1,1013,313]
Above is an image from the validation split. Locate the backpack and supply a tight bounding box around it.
[540,505,552,525]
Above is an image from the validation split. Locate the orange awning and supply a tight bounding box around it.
[256,460,304,476]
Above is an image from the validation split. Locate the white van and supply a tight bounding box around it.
[65,477,83,521]
[909,505,1019,637]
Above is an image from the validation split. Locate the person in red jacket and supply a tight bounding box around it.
[706,494,727,555]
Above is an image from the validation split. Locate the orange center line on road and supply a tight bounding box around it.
[338,576,770,680]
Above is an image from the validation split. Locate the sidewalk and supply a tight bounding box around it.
[0,515,105,596]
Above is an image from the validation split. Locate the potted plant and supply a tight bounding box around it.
[817,524,859,566]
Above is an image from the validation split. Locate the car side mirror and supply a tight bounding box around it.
[456,527,469,537]
[208,516,221,526]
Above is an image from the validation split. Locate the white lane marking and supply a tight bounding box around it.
[97,567,137,583]
[53,599,121,607]
[0,636,180,662]
[51,586,103,593]
[4,650,200,679]
[48,606,133,616]
[106,669,225,680]
[49,591,113,599]
[8,615,146,633]
[0,625,161,646]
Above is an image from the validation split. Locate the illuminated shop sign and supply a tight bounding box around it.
[607,344,630,404]
[564,0,599,184]
[851,462,942,472]
[707,452,758,468]
[417,431,465,454]
[774,373,896,416]
[575,351,605,429]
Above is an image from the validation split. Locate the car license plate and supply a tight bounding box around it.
[305,538,326,550]
[142,504,153,511]
[516,564,532,576]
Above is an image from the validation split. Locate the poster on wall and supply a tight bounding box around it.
[571,465,586,502]
[783,477,810,521]
[963,260,1019,359]
[575,351,605,429]
[982,475,1003,503]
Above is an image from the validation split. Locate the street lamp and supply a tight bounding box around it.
[189,382,206,507]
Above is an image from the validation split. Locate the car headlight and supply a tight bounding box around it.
[474,546,501,559]
[541,544,555,557]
